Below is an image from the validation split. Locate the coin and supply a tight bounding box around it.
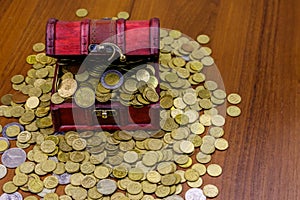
[13,173,28,186]
[1,148,26,168]
[58,78,77,98]
[207,164,222,177]
[185,188,206,200]
[227,105,241,117]
[196,152,211,164]
[196,34,210,44]
[227,93,241,104]
[211,114,225,126]
[26,96,40,109]
[74,87,95,108]
[76,8,88,17]
[43,175,59,189]
[39,189,57,198]
[0,137,10,152]
[0,164,7,179]
[1,94,13,105]
[3,181,18,193]
[117,11,130,19]
[0,192,23,200]
[53,172,71,185]
[97,179,117,195]
[101,70,123,90]
[203,184,219,198]
[215,138,229,150]
[33,42,46,52]
[11,74,25,84]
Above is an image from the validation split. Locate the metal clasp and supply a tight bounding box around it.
[94,109,117,119]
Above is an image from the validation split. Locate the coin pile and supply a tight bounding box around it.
[53,63,160,108]
[0,27,242,199]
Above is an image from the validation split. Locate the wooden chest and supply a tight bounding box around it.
[46,18,160,131]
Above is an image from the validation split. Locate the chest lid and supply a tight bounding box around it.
[46,18,160,57]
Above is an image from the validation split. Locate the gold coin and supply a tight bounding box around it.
[179,141,194,154]
[127,181,142,195]
[43,175,59,189]
[76,8,88,17]
[112,165,128,179]
[81,175,97,189]
[58,78,78,98]
[169,30,182,39]
[41,159,57,172]
[128,168,144,181]
[190,122,205,135]
[211,114,226,127]
[146,170,161,184]
[41,140,56,153]
[0,139,9,152]
[44,193,59,200]
[88,186,103,199]
[196,152,211,164]
[33,42,45,52]
[19,161,35,174]
[28,178,44,193]
[26,96,40,109]
[11,74,25,84]
[227,105,241,117]
[17,131,32,143]
[141,180,157,194]
[72,138,87,151]
[117,11,130,19]
[183,92,197,105]
[13,173,28,186]
[174,114,189,125]
[192,163,206,176]
[227,93,242,104]
[74,87,95,108]
[184,169,200,182]
[203,184,219,198]
[213,89,226,99]
[70,172,84,186]
[155,185,170,198]
[24,196,38,200]
[196,34,210,44]
[3,181,18,193]
[123,151,139,164]
[142,151,158,167]
[178,157,193,168]
[161,174,176,186]
[94,165,110,179]
[35,163,47,176]
[214,138,229,150]
[187,177,203,188]
[201,56,214,66]
[26,55,37,64]
[209,127,224,138]
[6,125,20,138]
[204,80,218,91]
[207,164,222,177]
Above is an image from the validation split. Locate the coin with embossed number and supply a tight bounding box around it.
[185,188,206,200]
[1,148,26,168]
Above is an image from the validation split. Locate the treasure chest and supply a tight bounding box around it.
[46,18,161,131]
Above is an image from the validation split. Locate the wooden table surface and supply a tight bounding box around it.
[0,0,299,199]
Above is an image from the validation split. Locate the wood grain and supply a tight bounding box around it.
[0,0,299,199]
